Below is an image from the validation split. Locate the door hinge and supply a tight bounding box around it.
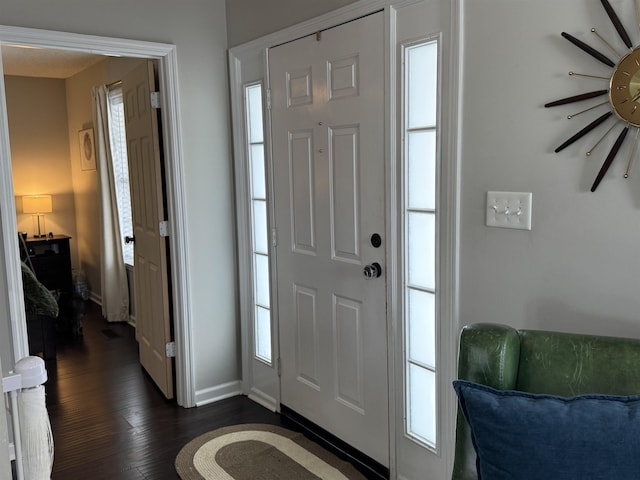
[266,88,272,110]
[159,220,169,237]
[276,357,281,377]
[150,91,161,109]
[165,341,176,358]
[271,228,277,247]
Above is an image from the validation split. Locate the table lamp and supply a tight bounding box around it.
[22,195,52,238]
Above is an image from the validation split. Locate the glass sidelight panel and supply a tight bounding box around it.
[251,145,266,198]
[254,254,270,308]
[407,212,435,290]
[407,41,438,129]
[407,364,437,443]
[408,289,435,368]
[245,83,272,364]
[403,40,438,448]
[252,199,268,254]
[255,305,272,361]
[407,130,436,210]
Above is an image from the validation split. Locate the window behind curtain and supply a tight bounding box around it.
[107,87,134,266]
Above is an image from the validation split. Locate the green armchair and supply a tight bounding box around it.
[452,323,640,480]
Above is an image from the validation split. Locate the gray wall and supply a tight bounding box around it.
[226,0,359,46]
[459,0,640,339]
[0,0,237,397]
[7,76,79,267]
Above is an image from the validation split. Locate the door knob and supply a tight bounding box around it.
[363,262,382,279]
[125,235,136,245]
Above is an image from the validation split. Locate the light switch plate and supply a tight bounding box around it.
[486,191,532,230]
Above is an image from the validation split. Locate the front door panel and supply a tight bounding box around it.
[270,12,388,466]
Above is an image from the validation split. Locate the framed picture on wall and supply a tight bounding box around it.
[79,128,96,171]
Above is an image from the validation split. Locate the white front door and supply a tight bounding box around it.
[123,60,174,399]
[270,12,388,466]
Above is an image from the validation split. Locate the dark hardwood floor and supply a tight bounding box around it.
[42,301,384,479]
[44,301,286,480]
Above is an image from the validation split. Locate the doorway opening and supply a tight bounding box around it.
[0,26,194,408]
[5,49,173,392]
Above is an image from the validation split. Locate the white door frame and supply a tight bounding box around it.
[0,25,196,407]
[0,352,10,479]
[230,0,461,477]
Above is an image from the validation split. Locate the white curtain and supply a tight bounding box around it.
[92,85,129,323]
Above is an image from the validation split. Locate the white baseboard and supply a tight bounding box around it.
[89,294,135,328]
[248,387,277,412]
[195,381,242,407]
[89,291,101,305]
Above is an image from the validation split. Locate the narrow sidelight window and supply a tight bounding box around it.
[403,40,438,448]
[245,83,272,364]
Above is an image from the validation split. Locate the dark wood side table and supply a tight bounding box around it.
[22,235,73,294]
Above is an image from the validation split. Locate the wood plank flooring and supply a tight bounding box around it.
[44,301,286,479]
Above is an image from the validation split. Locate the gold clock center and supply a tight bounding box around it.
[610,47,640,127]
[630,69,640,99]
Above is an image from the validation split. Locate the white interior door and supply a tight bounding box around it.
[123,60,174,399]
[270,12,388,466]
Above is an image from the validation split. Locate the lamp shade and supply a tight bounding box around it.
[22,195,52,214]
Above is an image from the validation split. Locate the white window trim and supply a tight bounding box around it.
[400,35,440,452]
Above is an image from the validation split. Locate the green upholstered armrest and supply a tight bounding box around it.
[452,324,640,480]
[452,323,521,480]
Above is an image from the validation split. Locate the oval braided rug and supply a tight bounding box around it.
[175,423,366,480]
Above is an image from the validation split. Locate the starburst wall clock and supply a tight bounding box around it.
[546,0,640,191]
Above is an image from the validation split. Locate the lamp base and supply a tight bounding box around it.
[32,214,46,238]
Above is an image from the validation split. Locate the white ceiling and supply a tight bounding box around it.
[2,45,106,79]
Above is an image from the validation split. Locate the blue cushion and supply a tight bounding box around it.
[453,380,640,480]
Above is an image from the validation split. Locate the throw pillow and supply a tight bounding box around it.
[453,380,640,480]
